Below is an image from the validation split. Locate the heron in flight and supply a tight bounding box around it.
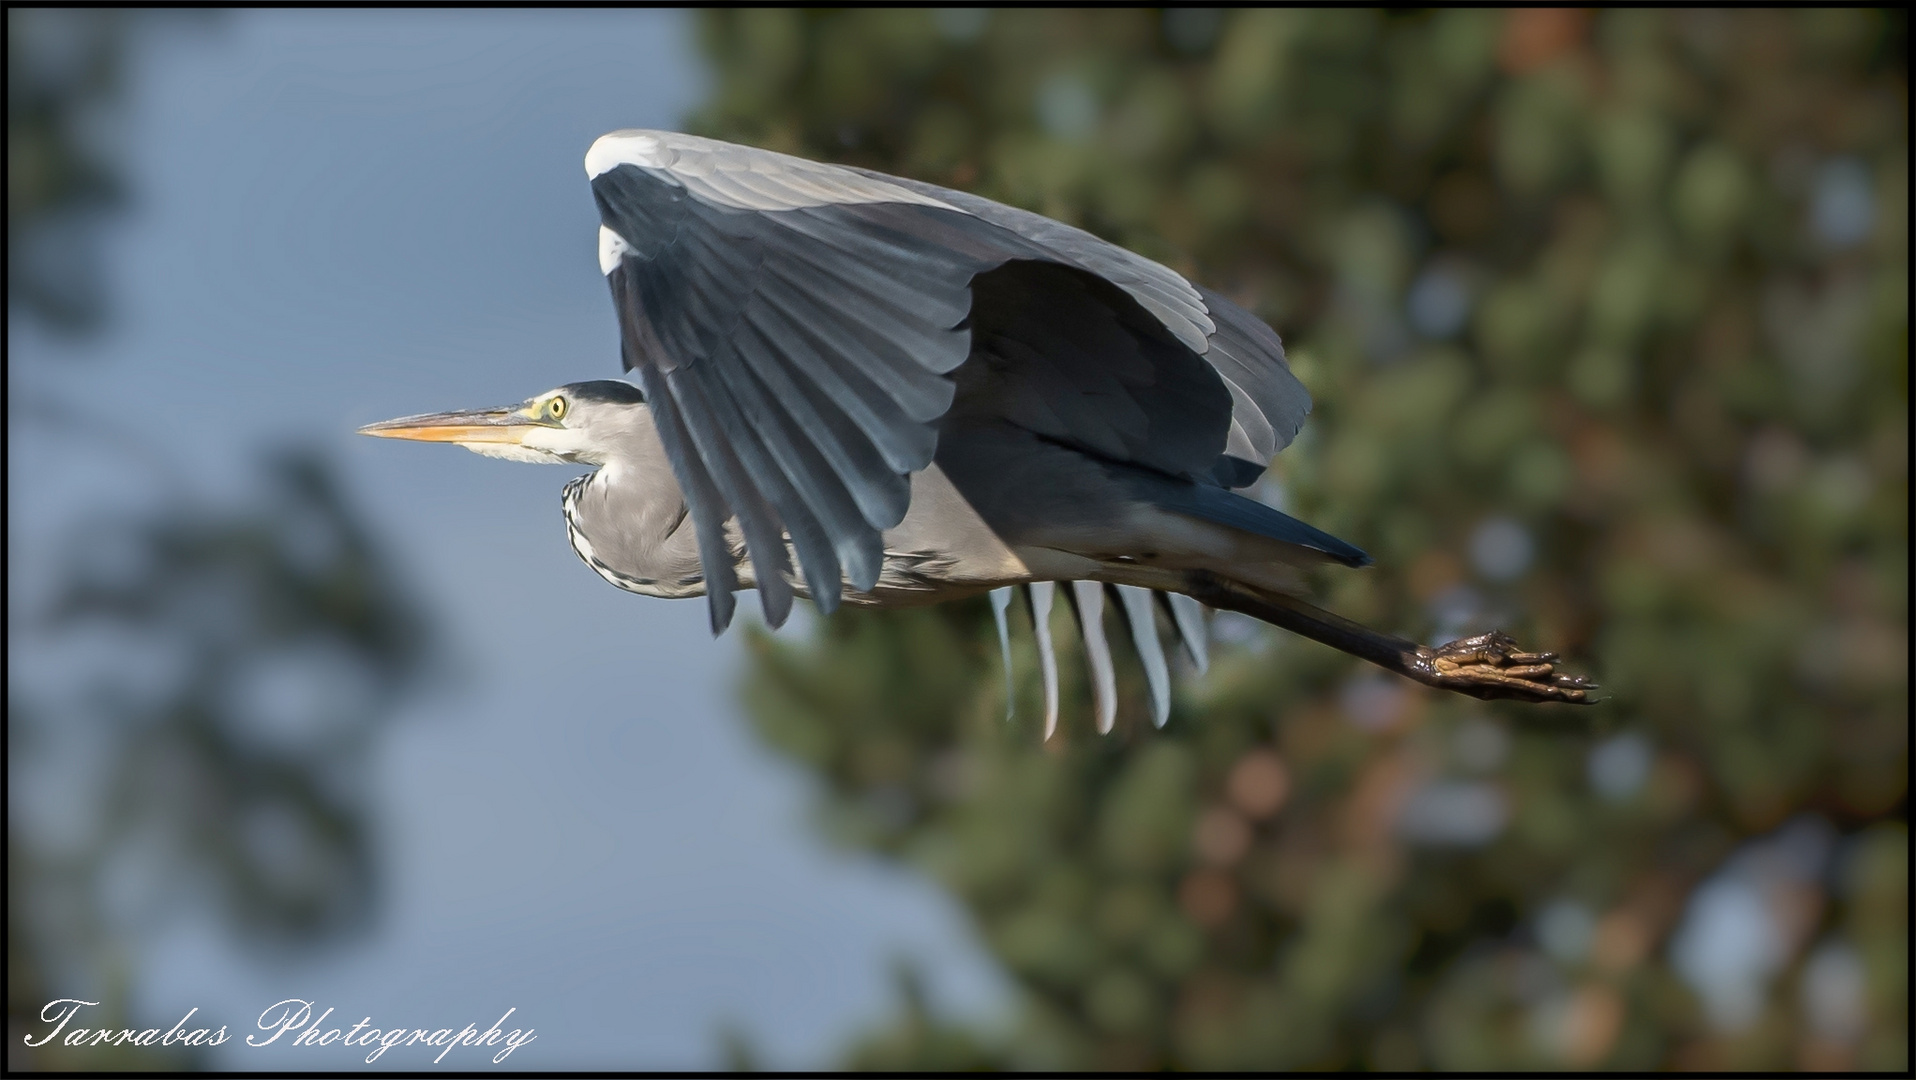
[362,130,1590,735]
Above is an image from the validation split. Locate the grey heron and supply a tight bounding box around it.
[361,130,1590,735]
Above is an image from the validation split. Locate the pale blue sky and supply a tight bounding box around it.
[9,10,1002,1069]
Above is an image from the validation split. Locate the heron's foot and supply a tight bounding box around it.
[1406,631,1595,704]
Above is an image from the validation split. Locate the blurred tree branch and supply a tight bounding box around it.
[8,8,129,332]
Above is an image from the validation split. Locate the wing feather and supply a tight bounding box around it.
[632,366,739,633]
[753,260,958,421]
[727,300,914,537]
[667,367,795,627]
[726,323,884,598]
[1196,284,1312,467]
[745,279,942,474]
[596,162,994,627]
[1117,585,1172,728]
[871,168,1310,481]
[682,354,845,612]
[1069,581,1118,735]
[1028,582,1061,740]
[1162,591,1210,673]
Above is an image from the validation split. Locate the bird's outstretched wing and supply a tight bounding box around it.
[590,131,1006,630]
[869,173,1312,485]
[588,130,1310,632]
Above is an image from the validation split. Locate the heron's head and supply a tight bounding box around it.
[358,380,647,465]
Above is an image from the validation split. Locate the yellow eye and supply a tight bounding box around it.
[547,396,567,420]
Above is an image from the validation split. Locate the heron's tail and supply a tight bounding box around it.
[1138,481,1371,567]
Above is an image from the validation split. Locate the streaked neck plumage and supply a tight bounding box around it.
[561,406,707,598]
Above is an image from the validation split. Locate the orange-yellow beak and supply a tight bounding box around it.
[357,406,545,444]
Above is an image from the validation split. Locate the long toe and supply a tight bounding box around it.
[1418,631,1595,705]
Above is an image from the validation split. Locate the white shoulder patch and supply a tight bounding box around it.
[598,225,632,276]
[585,130,667,176]
[585,129,965,216]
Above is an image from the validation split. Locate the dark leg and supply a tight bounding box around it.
[1184,572,1593,704]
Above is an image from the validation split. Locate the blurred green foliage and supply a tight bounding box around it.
[8,8,129,332]
[696,9,1906,1070]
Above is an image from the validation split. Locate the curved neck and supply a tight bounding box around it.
[562,410,706,598]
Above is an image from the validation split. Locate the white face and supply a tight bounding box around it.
[454,391,606,465]
[511,422,603,464]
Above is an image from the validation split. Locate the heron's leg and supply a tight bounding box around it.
[989,587,1016,721]
[1116,585,1172,728]
[1027,582,1061,739]
[1068,581,1119,734]
[1183,572,1593,705]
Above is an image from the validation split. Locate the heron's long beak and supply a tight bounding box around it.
[357,406,544,444]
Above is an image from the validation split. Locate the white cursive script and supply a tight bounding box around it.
[22,999,231,1050]
[249,998,537,1064]
[23,998,535,1065]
